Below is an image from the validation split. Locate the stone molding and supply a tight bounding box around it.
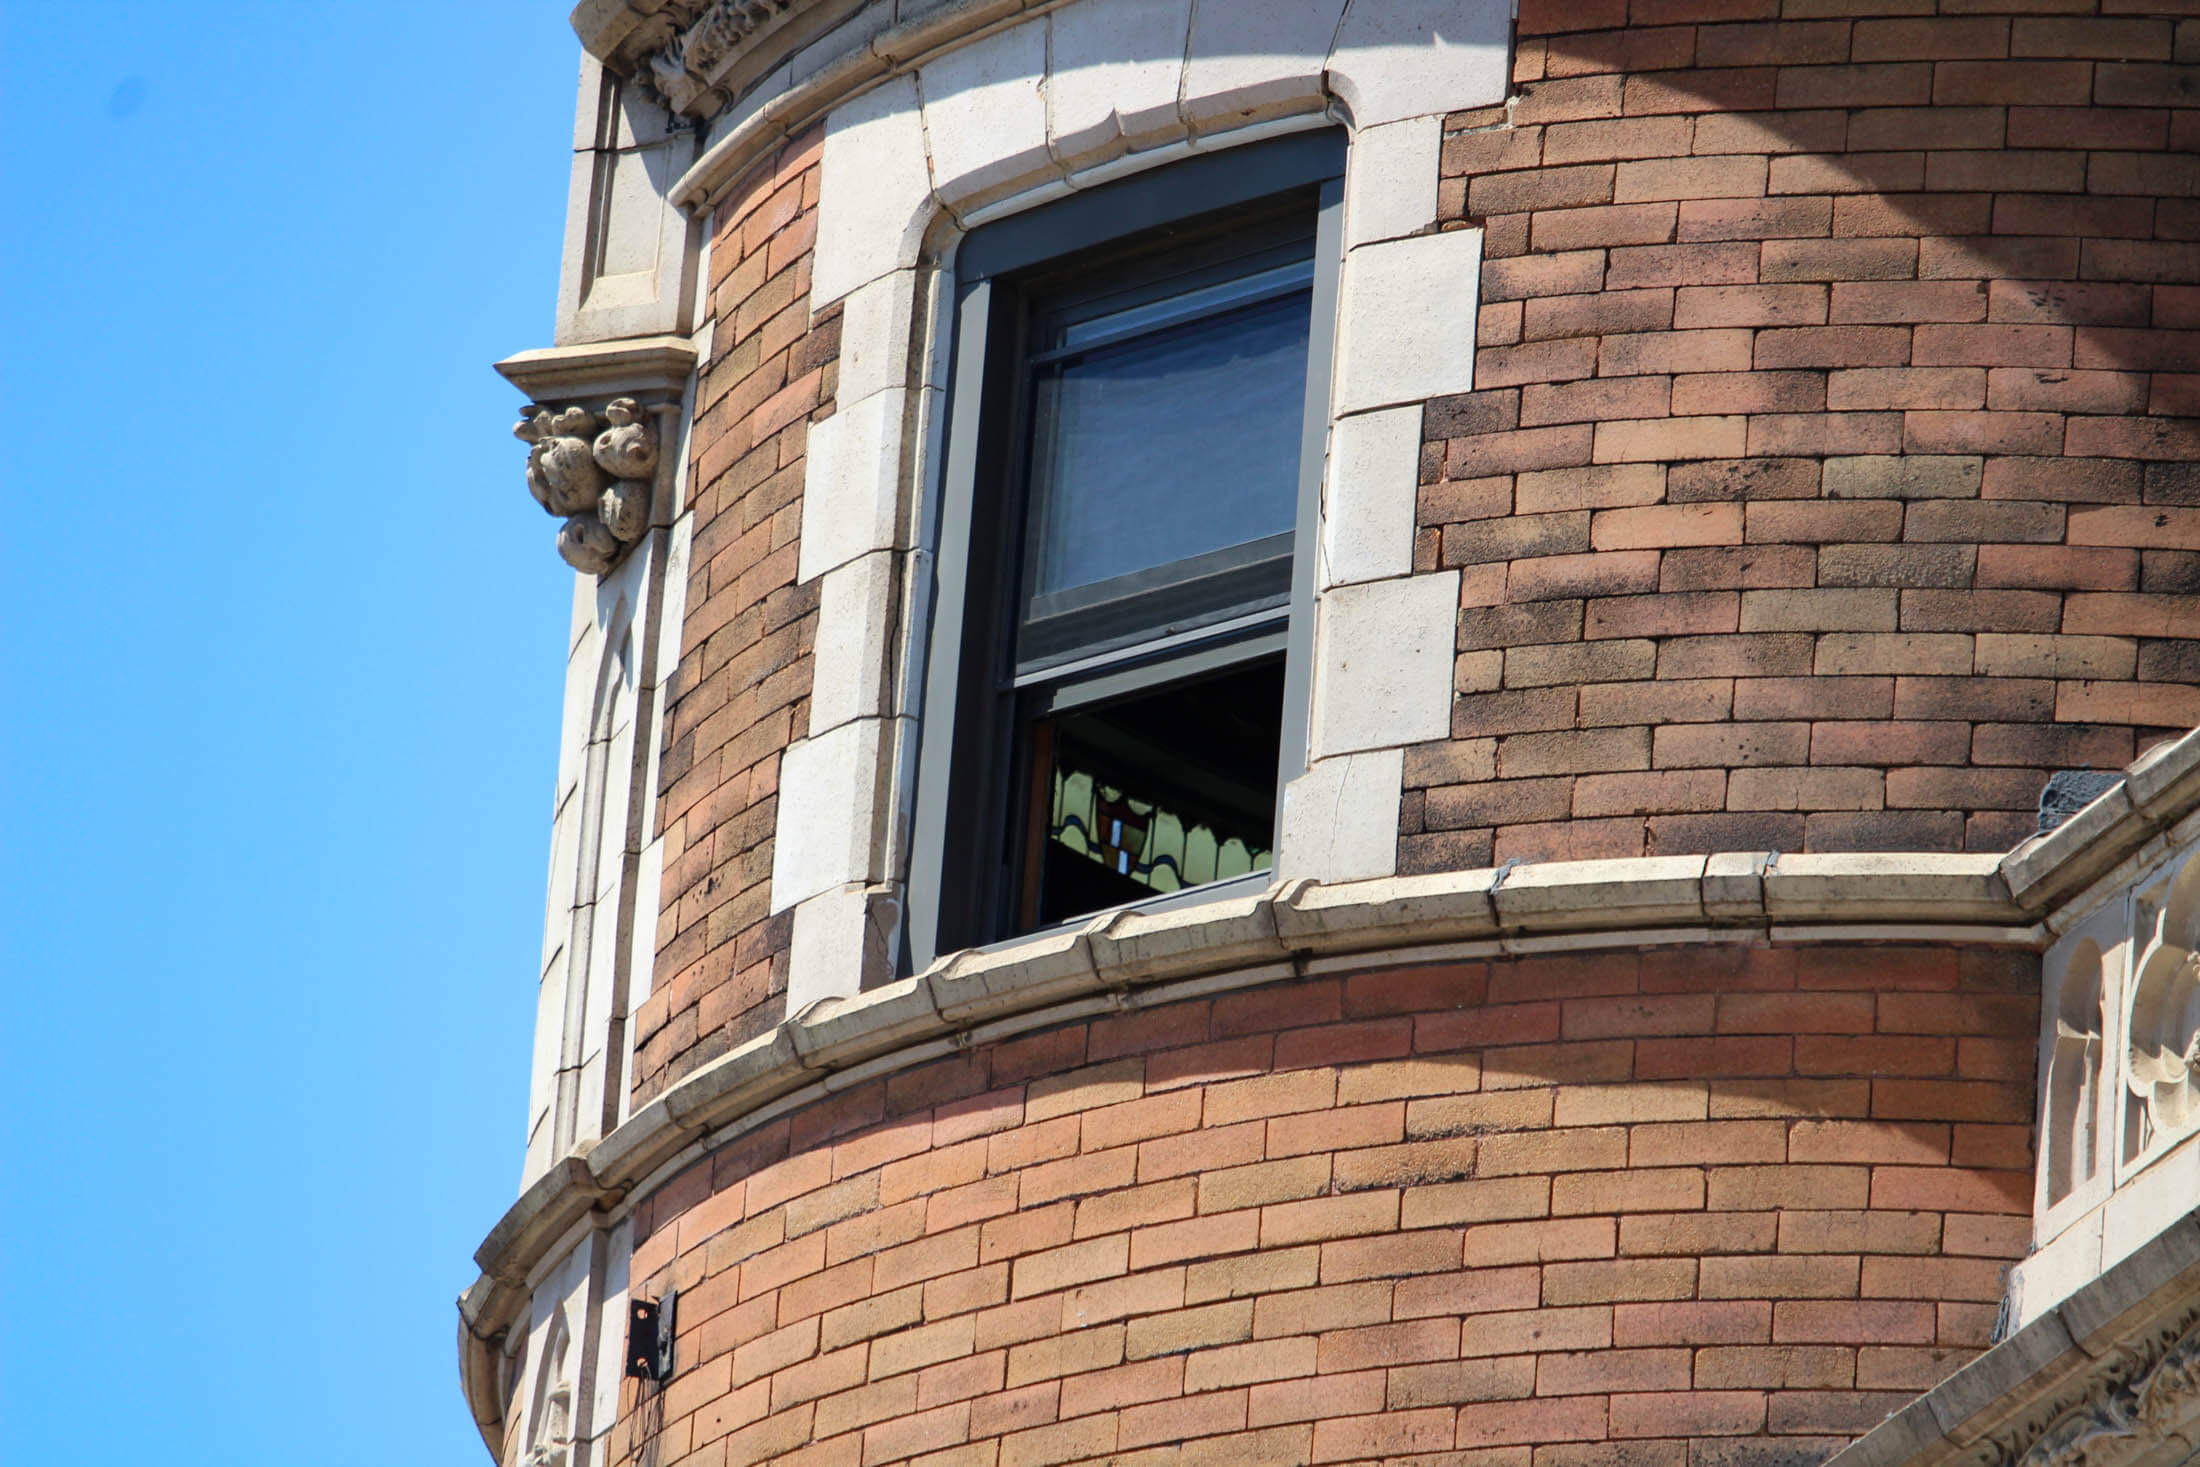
[1826,1213,2200,1467]
[662,0,1509,215]
[495,336,697,403]
[455,727,2199,1444]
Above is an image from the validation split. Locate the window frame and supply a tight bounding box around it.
[905,130,1348,973]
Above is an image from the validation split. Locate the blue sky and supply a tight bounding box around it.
[2,5,582,1461]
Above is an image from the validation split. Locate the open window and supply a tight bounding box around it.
[907,131,1345,969]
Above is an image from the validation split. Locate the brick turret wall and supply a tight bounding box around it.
[1406,3,2198,872]
[614,943,2038,1466]
[634,126,837,1104]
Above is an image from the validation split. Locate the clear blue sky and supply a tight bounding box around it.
[2,5,583,1461]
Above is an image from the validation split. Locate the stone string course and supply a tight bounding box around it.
[635,124,838,1103]
[612,943,2039,1467]
[1405,1,2200,873]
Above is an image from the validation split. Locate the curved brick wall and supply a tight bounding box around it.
[636,125,834,1101]
[1406,3,2199,870]
[612,942,2037,1466]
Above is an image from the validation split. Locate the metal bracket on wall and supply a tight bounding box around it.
[624,1287,676,1382]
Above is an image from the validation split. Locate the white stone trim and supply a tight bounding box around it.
[1309,571,1460,759]
[1276,748,1404,882]
[794,387,910,583]
[807,551,898,735]
[554,54,702,345]
[1342,114,1441,249]
[1332,226,1482,415]
[1320,403,1423,590]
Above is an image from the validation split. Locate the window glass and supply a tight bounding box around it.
[1026,659,1283,930]
[1024,271,1313,602]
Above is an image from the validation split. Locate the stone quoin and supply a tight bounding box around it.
[462,5,2200,1467]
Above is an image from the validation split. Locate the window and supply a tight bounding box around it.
[907,131,1346,969]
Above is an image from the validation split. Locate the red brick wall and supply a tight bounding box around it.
[635,126,839,1104]
[614,943,2037,1467]
[1406,3,2200,873]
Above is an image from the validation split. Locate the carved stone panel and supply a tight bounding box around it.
[2125,850,2200,1178]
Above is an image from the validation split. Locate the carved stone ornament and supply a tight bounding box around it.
[2127,855,2200,1161]
[514,398,658,576]
[581,0,806,118]
[1981,1308,2200,1467]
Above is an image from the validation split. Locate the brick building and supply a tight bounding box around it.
[460,4,2200,1465]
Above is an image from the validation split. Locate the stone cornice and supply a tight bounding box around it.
[1827,1212,2200,1467]
[494,336,697,404]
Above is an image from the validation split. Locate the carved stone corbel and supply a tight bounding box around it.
[514,398,660,576]
[496,335,696,579]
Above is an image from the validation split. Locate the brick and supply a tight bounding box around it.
[1655,624,1809,676]
[1128,1211,1260,1271]
[1544,1258,1697,1306]
[1514,465,1666,518]
[1645,1038,1795,1086]
[1620,1211,1777,1258]
[1615,155,1770,202]
[1835,191,1992,239]
[1755,326,1910,370]
[2007,105,2168,151]
[1734,676,1893,722]
[1869,1167,2030,1214]
[1400,1175,1552,1230]
[1678,284,1828,329]
[1579,678,1735,727]
[1470,165,1617,217]
[1708,1166,1868,1212]
[2012,16,2173,60]
[1480,251,1605,304]
[1124,1299,1253,1356]
[1603,327,1757,375]
[1386,1355,1539,1410]
[1520,373,1671,425]
[1615,1300,1771,1348]
[1771,151,1925,197]
[1623,66,1779,116]
[1459,1305,1613,1360]
[1474,340,1600,391]
[1674,376,1829,420]
[1508,550,1664,602]
[1388,1266,1539,1326]
[1661,547,1817,593]
[1504,640,1659,689]
[1777,62,1931,109]
[1680,195,1832,243]
[2065,592,2200,639]
[1478,1127,1631,1178]
[1593,416,1750,463]
[1762,239,1920,284]
[1774,1300,1935,1345]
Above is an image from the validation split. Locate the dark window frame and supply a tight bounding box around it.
[904,129,1347,973]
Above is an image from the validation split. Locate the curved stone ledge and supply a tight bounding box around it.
[455,729,2198,1445]
[460,852,2037,1341]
